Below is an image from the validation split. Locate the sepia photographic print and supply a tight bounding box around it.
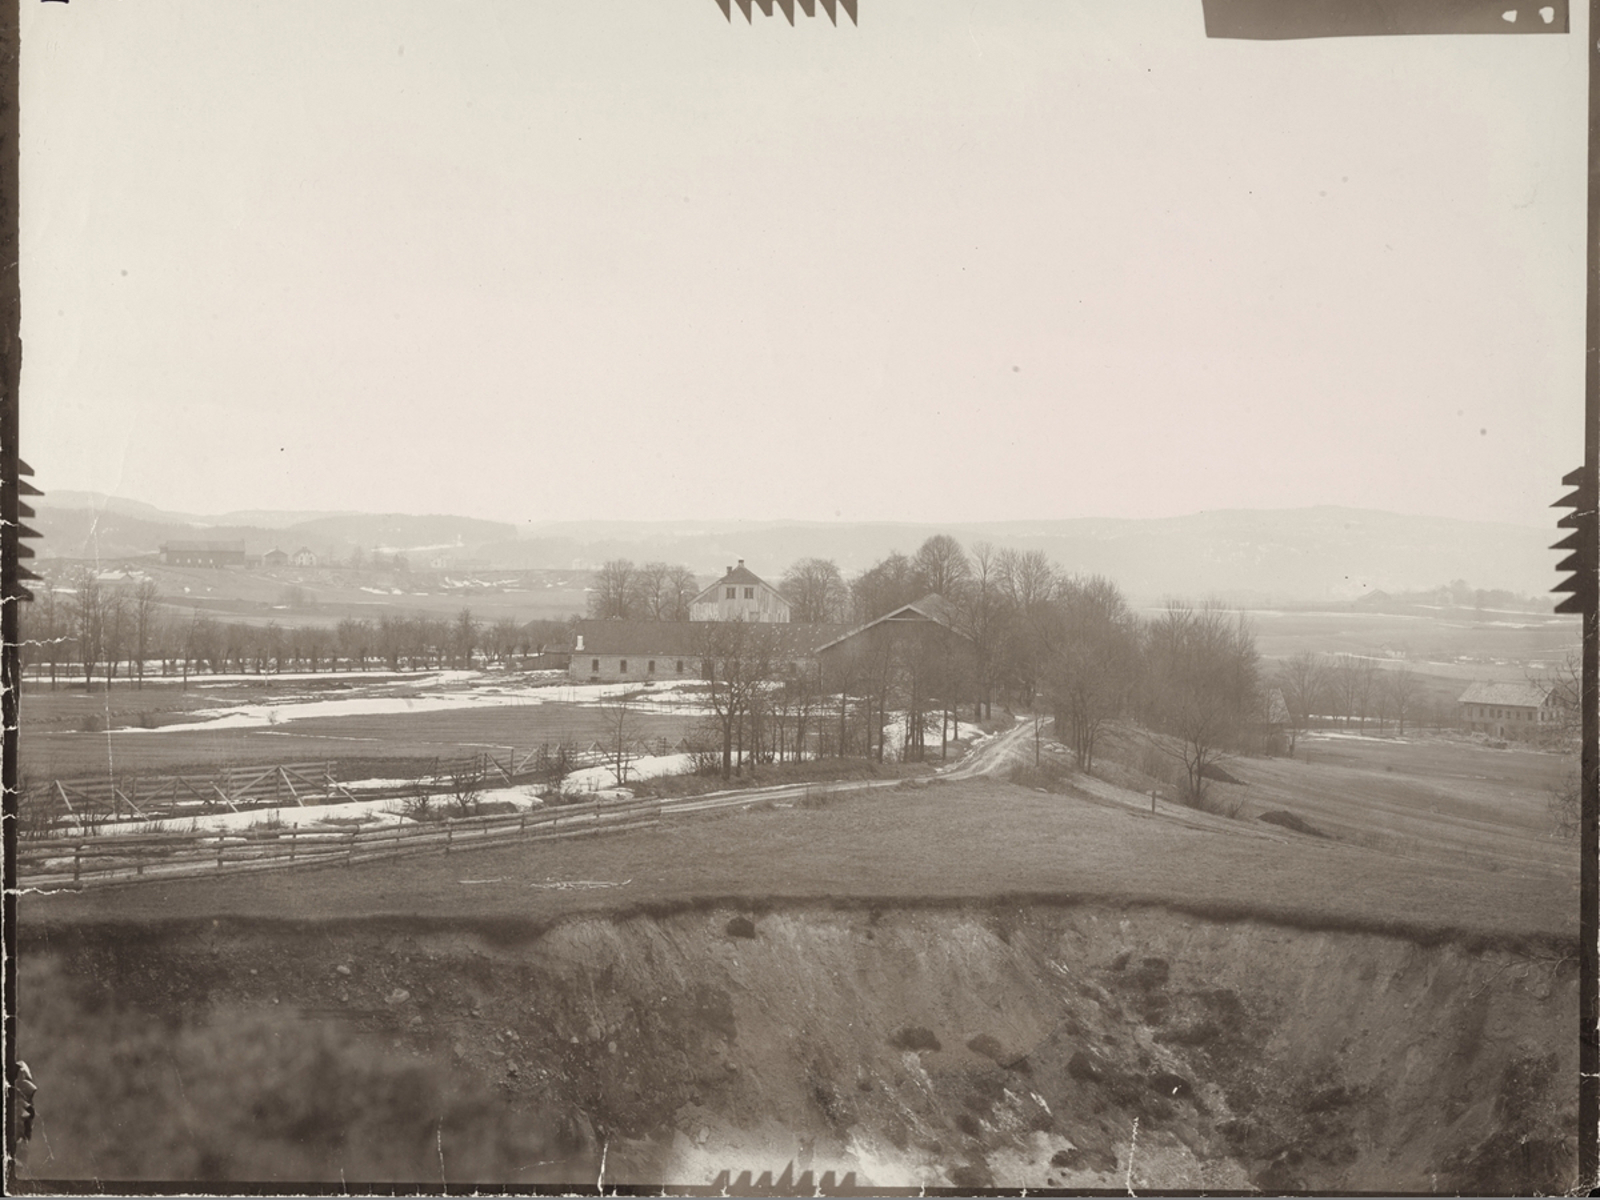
[3,0,1593,1193]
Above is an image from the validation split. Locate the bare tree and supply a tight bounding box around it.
[956,541,1009,720]
[1329,655,1363,729]
[1275,651,1327,754]
[696,620,774,779]
[1385,664,1423,736]
[912,534,971,598]
[68,570,103,689]
[850,552,923,623]
[781,558,850,624]
[1140,602,1260,808]
[587,558,641,620]
[1042,575,1138,775]
[130,579,161,689]
[600,697,635,787]
[1353,658,1380,733]
[453,607,478,669]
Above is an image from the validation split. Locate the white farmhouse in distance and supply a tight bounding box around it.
[689,560,791,623]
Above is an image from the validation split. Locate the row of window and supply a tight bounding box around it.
[725,586,756,600]
[590,658,686,674]
[1468,705,1545,722]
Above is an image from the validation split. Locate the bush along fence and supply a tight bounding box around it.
[17,794,663,890]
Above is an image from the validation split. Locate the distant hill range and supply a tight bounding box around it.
[35,493,1563,607]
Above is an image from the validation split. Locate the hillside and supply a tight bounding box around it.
[35,495,1561,605]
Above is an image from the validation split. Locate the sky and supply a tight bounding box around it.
[18,0,1588,530]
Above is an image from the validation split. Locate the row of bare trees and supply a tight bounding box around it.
[1274,652,1428,751]
[585,560,700,621]
[19,571,569,686]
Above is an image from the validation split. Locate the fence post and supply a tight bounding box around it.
[73,845,81,884]
[217,836,225,870]
[346,827,355,867]
[520,810,527,836]
[290,825,297,862]
[445,817,452,855]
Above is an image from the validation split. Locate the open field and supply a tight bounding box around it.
[28,753,1578,948]
[37,561,592,628]
[1244,605,1578,677]
[21,670,705,779]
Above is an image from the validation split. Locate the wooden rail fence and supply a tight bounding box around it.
[18,796,663,889]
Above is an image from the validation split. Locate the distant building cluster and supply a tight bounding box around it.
[160,541,318,570]
[570,560,969,688]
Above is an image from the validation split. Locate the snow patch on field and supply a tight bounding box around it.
[878,712,987,760]
[114,672,717,733]
[563,753,695,793]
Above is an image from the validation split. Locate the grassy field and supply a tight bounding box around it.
[1246,606,1578,677]
[21,673,701,779]
[26,760,1578,949]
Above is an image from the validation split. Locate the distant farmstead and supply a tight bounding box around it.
[690,560,791,623]
[291,547,318,568]
[262,548,289,567]
[160,540,247,568]
[1457,681,1560,738]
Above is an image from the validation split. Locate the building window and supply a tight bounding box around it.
[648,660,656,673]
[620,659,628,672]
[726,587,736,599]
[676,660,684,672]
[745,587,755,599]
[591,659,599,671]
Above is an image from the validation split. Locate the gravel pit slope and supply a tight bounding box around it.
[17,902,1579,1193]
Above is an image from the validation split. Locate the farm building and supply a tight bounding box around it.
[1457,681,1561,738]
[815,594,974,698]
[291,547,319,568]
[262,548,289,567]
[160,540,248,568]
[689,560,791,623]
[571,621,702,684]
[569,618,850,684]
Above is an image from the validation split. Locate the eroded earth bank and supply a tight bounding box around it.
[16,903,1579,1192]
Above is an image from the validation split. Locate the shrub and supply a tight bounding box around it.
[889,1026,942,1053]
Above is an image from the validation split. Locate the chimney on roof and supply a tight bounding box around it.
[738,559,745,569]
[725,565,732,575]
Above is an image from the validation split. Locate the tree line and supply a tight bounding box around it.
[18,569,569,686]
[642,534,1267,803]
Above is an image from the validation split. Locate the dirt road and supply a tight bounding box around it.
[938,716,1035,780]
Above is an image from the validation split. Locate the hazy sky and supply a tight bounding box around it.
[20,0,1587,529]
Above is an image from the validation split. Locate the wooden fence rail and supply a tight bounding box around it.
[38,741,670,828]
[18,797,664,889]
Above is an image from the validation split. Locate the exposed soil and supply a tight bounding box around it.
[15,902,1579,1192]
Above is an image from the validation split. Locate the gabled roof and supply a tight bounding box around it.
[690,560,789,605]
[814,593,966,654]
[1458,681,1552,708]
[572,620,705,657]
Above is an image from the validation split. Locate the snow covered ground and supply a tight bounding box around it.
[73,755,704,838]
[114,672,719,734]
[878,712,988,761]
[563,752,696,793]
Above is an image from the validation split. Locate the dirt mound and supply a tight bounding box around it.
[1257,810,1329,838]
[15,905,1579,1192]
[1199,761,1246,785]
